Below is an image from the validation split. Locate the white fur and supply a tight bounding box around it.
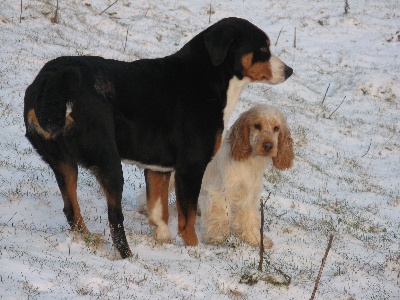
[199,141,273,247]
[266,52,287,85]
[122,160,174,172]
[66,101,73,117]
[149,197,172,243]
[223,76,251,139]
[199,105,292,248]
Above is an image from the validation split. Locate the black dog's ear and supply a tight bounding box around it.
[204,25,235,66]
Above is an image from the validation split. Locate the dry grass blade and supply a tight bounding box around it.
[275,27,283,46]
[100,0,119,15]
[321,83,330,104]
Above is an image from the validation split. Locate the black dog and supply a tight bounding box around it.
[24,17,292,258]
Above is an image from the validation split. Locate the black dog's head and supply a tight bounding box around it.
[204,17,293,84]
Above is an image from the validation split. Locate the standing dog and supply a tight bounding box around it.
[199,104,294,247]
[24,17,292,258]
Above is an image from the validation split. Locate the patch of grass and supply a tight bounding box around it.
[22,279,41,299]
[73,232,107,255]
[239,270,259,286]
[262,274,290,287]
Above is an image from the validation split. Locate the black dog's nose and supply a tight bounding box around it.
[284,65,293,79]
[263,142,273,152]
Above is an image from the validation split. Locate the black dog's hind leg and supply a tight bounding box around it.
[25,130,89,234]
[53,162,89,234]
[94,157,132,258]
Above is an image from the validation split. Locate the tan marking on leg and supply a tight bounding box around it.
[65,115,74,128]
[146,170,172,243]
[58,163,88,234]
[176,200,198,246]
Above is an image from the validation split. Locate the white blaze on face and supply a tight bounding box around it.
[266,53,287,85]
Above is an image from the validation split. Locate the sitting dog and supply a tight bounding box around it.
[137,104,293,247]
[24,17,292,258]
[198,104,294,247]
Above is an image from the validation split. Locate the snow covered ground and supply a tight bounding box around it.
[0,0,399,299]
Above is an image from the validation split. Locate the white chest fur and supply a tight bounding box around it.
[223,76,251,139]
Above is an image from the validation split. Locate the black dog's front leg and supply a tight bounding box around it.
[174,168,205,246]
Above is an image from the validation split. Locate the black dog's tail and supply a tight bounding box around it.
[36,67,82,136]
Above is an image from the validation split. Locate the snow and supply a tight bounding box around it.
[0,0,399,299]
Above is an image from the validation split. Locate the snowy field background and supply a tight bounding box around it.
[0,0,399,299]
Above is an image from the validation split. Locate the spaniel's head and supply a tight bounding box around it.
[228,104,294,170]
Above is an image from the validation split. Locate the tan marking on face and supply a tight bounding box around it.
[241,53,273,82]
[266,38,271,46]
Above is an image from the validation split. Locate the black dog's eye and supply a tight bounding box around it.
[254,124,261,130]
[255,47,271,61]
[273,126,279,132]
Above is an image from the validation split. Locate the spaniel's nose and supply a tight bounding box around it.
[263,142,273,152]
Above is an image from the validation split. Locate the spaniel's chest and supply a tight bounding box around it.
[226,158,271,196]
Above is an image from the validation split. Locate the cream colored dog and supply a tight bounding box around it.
[198,104,294,248]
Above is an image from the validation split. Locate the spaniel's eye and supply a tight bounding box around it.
[254,124,261,130]
[273,126,280,132]
[260,47,269,53]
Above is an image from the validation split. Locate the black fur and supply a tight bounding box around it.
[24,17,292,258]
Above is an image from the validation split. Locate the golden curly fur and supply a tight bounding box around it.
[199,104,294,247]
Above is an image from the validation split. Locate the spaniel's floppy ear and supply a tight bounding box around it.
[204,25,235,66]
[228,112,252,161]
[272,120,294,170]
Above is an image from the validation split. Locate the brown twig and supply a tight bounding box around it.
[344,0,350,15]
[100,0,119,15]
[294,27,297,48]
[123,28,129,52]
[0,212,17,232]
[258,192,271,272]
[135,275,147,284]
[310,234,334,300]
[361,139,372,157]
[274,27,283,46]
[378,134,396,155]
[208,4,212,24]
[51,0,59,23]
[20,0,23,23]
[327,96,346,119]
[271,265,292,285]
[321,83,330,104]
